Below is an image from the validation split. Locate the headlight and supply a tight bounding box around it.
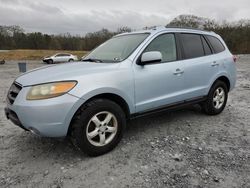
[26,81,77,100]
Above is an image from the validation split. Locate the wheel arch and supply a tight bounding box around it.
[67,92,131,136]
[87,93,131,118]
[213,76,231,91]
[47,59,53,64]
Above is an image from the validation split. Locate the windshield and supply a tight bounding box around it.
[83,33,149,63]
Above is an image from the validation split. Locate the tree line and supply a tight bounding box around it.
[0,26,131,51]
[167,15,250,54]
[0,15,250,54]
[212,26,250,54]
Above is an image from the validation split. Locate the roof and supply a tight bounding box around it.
[116,26,216,37]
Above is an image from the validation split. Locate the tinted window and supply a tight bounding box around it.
[181,34,204,59]
[201,36,212,55]
[144,33,177,62]
[206,35,225,53]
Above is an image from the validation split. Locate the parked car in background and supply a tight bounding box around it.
[5,26,236,156]
[43,53,78,64]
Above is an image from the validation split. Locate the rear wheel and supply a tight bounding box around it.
[202,80,228,115]
[70,99,126,156]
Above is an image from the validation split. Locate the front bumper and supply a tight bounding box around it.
[42,59,50,63]
[5,86,84,137]
[4,107,29,131]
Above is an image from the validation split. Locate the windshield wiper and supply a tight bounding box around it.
[81,58,103,63]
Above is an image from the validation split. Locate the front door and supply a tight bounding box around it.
[134,33,185,113]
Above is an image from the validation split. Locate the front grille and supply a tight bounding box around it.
[7,82,22,104]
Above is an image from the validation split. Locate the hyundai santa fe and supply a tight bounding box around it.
[5,27,236,156]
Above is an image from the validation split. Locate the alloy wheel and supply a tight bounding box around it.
[86,111,118,147]
[213,87,225,109]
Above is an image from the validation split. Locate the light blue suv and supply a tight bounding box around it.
[5,27,236,156]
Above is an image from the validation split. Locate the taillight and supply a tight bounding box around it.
[233,55,237,63]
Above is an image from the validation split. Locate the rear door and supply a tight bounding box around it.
[178,33,217,99]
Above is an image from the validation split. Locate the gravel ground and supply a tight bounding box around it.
[0,58,249,188]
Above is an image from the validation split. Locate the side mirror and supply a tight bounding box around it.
[138,51,162,65]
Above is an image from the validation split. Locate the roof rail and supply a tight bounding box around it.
[165,26,212,32]
[143,26,166,30]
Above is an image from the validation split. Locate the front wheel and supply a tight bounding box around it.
[47,59,53,64]
[70,99,126,156]
[202,80,228,115]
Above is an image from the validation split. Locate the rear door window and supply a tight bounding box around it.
[180,34,204,59]
[206,35,225,53]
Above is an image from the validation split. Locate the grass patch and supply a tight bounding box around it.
[0,49,89,61]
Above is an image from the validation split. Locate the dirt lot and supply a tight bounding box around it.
[0,58,249,188]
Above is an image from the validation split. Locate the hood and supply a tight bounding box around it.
[16,61,120,86]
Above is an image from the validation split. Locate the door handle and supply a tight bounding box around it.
[173,68,184,75]
[211,61,219,67]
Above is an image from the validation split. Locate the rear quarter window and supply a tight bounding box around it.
[201,36,212,55]
[206,35,225,53]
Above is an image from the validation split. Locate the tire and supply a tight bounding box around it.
[68,59,74,62]
[70,98,126,156]
[202,80,228,115]
[47,59,53,64]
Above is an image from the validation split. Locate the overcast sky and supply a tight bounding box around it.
[0,0,249,35]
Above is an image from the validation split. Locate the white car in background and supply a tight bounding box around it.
[43,53,78,64]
